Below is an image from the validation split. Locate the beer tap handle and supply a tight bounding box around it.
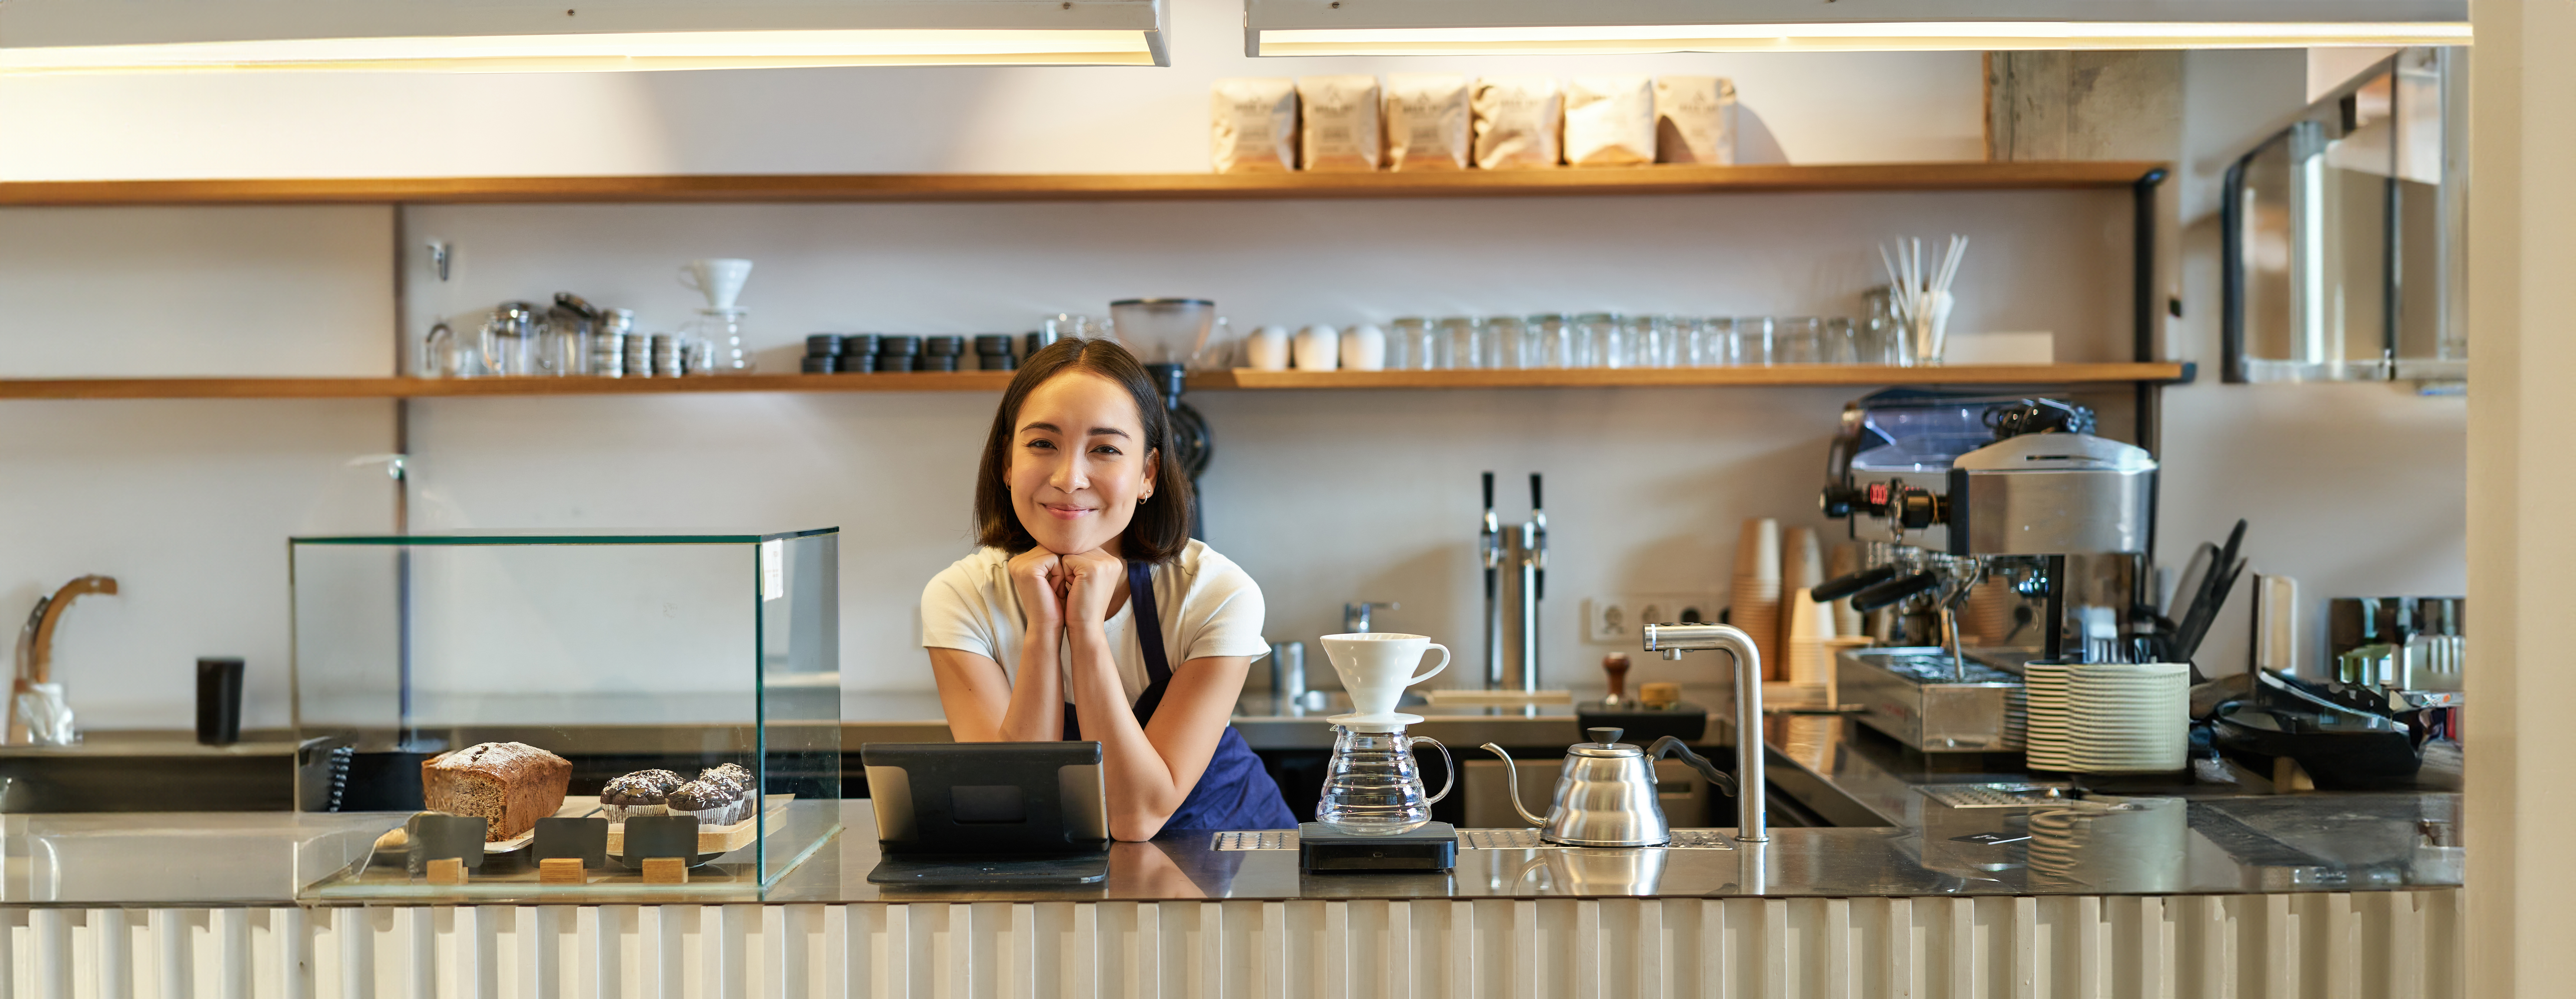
[1528,473,1547,600]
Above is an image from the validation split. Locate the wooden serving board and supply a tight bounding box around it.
[602,794,793,856]
[374,793,792,857]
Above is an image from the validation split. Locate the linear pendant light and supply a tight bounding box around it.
[1242,0,2469,56]
[0,0,1170,73]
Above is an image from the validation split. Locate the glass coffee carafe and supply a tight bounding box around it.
[1316,724,1453,835]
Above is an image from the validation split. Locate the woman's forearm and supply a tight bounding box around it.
[1065,622,1189,837]
[997,628,1065,742]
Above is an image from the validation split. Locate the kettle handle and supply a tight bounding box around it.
[1650,736,1739,798]
[1413,736,1456,806]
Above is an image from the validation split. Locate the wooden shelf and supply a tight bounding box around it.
[0,372,1015,400]
[0,162,2167,207]
[0,364,2189,400]
[1192,363,2189,390]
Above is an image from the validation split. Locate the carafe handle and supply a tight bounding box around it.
[1412,735,1456,806]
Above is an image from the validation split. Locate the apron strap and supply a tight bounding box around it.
[1064,557,1176,739]
[1126,557,1177,722]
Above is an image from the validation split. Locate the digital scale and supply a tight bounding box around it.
[1296,821,1459,872]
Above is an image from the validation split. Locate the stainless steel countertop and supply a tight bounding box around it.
[0,790,2460,908]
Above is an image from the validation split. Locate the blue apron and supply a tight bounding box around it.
[1059,559,1297,832]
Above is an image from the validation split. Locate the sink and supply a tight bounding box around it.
[0,731,297,812]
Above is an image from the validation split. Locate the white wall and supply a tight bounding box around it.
[0,11,2465,728]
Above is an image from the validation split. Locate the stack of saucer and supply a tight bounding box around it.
[2066,662,2190,772]
[2021,660,2077,772]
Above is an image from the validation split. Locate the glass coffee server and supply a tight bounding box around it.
[289,529,841,899]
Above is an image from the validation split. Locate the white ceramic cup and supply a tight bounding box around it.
[1294,325,1341,371]
[1245,325,1293,371]
[1340,324,1387,371]
[1320,632,1450,717]
[680,258,755,310]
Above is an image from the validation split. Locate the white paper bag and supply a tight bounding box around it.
[1298,75,1383,172]
[1472,76,1563,169]
[1654,76,1738,165]
[1384,74,1472,171]
[1211,78,1299,173]
[1565,76,1655,167]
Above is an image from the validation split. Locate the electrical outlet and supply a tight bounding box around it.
[1584,594,1715,644]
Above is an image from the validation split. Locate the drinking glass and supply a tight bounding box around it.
[1390,317,1434,371]
[1823,318,1859,364]
[1530,313,1572,368]
[1435,316,1481,369]
[1693,318,1733,366]
[1732,316,1775,366]
[1576,312,1624,368]
[1486,316,1533,369]
[1776,317,1822,365]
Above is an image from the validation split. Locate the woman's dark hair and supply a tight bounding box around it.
[975,339,1194,563]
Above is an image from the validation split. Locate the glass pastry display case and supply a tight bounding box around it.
[288,529,840,898]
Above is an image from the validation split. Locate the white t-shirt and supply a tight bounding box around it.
[920,539,1271,706]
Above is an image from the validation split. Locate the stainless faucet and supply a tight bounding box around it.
[1639,622,1766,842]
[1342,601,1398,634]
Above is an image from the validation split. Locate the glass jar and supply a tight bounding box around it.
[1823,317,1859,364]
[1529,313,1572,368]
[1776,316,1823,364]
[478,301,541,376]
[1575,312,1622,368]
[1390,317,1435,371]
[1691,317,1731,366]
[1862,287,1903,366]
[1435,316,1481,370]
[1732,316,1775,366]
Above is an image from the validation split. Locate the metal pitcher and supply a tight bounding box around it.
[1480,727,1733,847]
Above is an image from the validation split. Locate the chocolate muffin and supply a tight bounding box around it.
[667,778,747,827]
[599,769,683,822]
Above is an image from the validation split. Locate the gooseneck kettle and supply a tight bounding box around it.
[1480,728,1734,847]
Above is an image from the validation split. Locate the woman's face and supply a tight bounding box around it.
[1007,371,1159,556]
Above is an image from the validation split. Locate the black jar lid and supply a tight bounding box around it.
[923,335,967,356]
[876,335,922,355]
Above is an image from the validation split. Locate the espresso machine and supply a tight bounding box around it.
[1815,392,2159,752]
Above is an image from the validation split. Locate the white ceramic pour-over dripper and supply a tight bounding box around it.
[679,258,754,311]
[1320,633,1448,730]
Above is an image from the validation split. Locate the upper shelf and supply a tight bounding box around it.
[0,162,2169,207]
[0,364,2191,400]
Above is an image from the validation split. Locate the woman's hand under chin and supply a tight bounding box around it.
[1007,547,1068,633]
[1058,548,1126,625]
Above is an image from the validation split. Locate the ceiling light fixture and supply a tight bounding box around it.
[0,0,1169,73]
[1241,0,2468,56]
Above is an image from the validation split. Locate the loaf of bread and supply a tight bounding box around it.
[421,742,571,841]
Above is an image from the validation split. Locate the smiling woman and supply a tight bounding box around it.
[919,339,1295,840]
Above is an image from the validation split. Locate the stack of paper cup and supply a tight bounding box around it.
[1732,519,1781,681]
[1779,527,1832,682]
[1783,586,1835,685]
[2021,660,2076,772]
[2067,662,2191,772]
